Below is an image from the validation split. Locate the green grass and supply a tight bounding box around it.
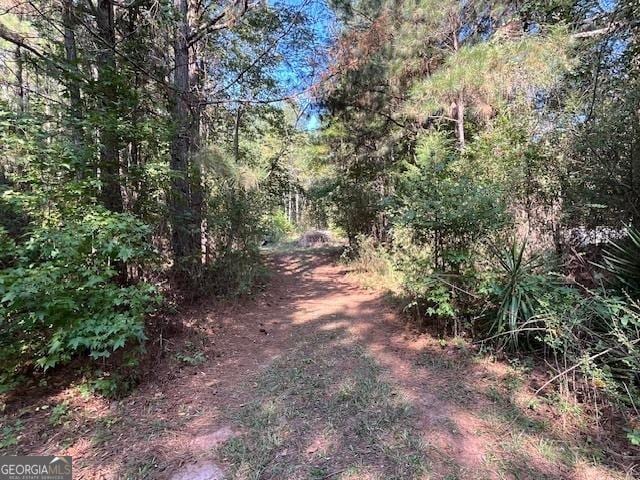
[219,334,431,480]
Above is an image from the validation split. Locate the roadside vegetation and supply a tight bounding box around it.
[314,0,640,459]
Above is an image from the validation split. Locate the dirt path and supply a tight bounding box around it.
[5,249,633,479]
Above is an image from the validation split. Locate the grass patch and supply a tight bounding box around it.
[220,334,430,479]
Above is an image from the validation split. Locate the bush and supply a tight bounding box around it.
[394,132,506,271]
[203,181,267,297]
[481,239,559,346]
[536,292,640,403]
[480,239,640,402]
[348,235,391,275]
[345,235,400,292]
[0,209,159,390]
[263,210,294,243]
[602,226,640,298]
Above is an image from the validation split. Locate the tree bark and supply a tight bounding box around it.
[169,0,203,268]
[14,47,24,112]
[62,0,83,156]
[451,22,465,149]
[233,105,242,163]
[456,92,465,148]
[170,0,192,261]
[95,0,123,211]
[631,105,640,227]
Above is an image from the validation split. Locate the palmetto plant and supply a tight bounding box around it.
[488,239,546,347]
[602,226,640,298]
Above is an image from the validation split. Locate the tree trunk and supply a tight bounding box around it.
[456,92,465,148]
[14,47,24,112]
[233,105,242,163]
[190,34,205,265]
[169,0,202,269]
[631,105,640,227]
[95,0,122,211]
[62,0,83,164]
[451,23,465,149]
[170,0,192,262]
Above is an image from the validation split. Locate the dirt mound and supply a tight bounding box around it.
[298,229,331,247]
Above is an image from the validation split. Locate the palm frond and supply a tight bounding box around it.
[602,226,640,297]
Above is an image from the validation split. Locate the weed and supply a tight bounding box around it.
[502,372,523,393]
[123,456,160,479]
[175,351,206,366]
[486,386,505,404]
[0,420,23,450]
[627,429,640,446]
[92,415,118,446]
[49,402,72,427]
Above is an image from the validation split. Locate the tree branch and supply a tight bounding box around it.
[0,21,47,61]
[188,0,256,47]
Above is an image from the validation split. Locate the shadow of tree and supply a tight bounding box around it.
[3,248,635,480]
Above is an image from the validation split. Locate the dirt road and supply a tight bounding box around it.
[11,249,631,479]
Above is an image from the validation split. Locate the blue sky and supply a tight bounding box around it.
[273,0,336,130]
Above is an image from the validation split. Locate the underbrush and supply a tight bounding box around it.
[346,230,640,449]
[344,236,402,293]
[0,190,269,396]
[0,209,160,394]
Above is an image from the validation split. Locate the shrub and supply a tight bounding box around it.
[394,132,507,271]
[0,209,159,390]
[203,182,267,297]
[349,235,392,276]
[602,226,640,298]
[345,235,400,292]
[536,292,640,403]
[481,239,640,402]
[483,239,547,345]
[263,210,294,243]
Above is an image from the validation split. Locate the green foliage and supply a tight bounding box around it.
[0,208,159,388]
[627,430,640,447]
[84,371,137,398]
[405,274,457,320]
[319,0,640,427]
[395,132,506,270]
[602,227,640,298]
[175,341,206,366]
[408,28,571,116]
[176,351,206,366]
[330,174,383,243]
[0,420,23,450]
[348,235,392,276]
[205,183,266,296]
[49,402,72,427]
[263,210,294,243]
[484,240,547,344]
[0,228,16,269]
[537,293,640,402]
